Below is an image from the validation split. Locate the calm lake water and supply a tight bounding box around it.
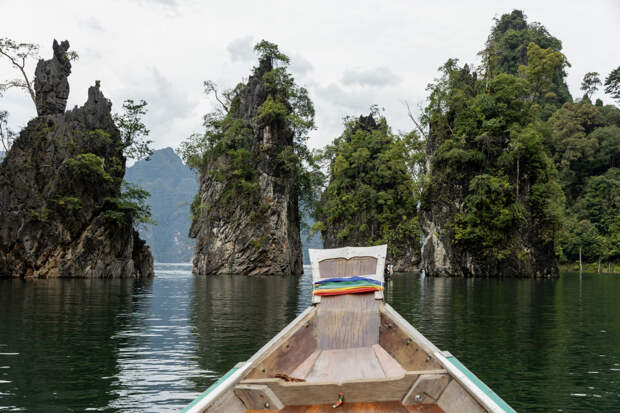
[1,264,619,412]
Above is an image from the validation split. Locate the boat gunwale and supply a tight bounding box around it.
[181,305,317,413]
[382,303,511,413]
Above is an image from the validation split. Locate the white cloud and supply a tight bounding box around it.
[289,53,314,77]
[227,36,254,63]
[342,67,401,87]
[83,17,105,32]
[0,0,618,155]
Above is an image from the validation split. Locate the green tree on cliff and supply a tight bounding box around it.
[113,99,154,161]
[179,40,320,220]
[479,10,571,117]
[605,66,620,102]
[102,98,154,227]
[313,109,422,264]
[0,109,15,152]
[581,72,602,100]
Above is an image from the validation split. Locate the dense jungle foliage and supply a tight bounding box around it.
[313,109,423,259]
[550,99,620,267]
[421,9,619,270]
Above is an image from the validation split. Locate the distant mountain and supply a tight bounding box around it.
[126,148,198,263]
[301,214,323,265]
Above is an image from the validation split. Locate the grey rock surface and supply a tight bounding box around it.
[34,39,71,116]
[0,42,152,278]
[190,58,302,276]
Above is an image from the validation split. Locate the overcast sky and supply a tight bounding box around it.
[1,0,619,156]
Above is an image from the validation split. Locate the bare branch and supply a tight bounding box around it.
[403,100,428,139]
[0,110,15,153]
[0,38,39,107]
[203,80,229,113]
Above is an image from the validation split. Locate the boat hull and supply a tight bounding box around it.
[182,302,515,413]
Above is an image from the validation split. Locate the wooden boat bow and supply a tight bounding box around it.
[183,245,516,413]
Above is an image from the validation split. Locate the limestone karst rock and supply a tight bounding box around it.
[190,56,302,276]
[419,65,558,278]
[34,39,71,116]
[0,40,153,278]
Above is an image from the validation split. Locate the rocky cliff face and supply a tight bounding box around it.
[420,190,557,278]
[0,40,153,278]
[190,58,302,276]
[34,39,71,116]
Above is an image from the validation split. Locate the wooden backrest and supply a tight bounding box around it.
[317,293,379,349]
[318,256,377,279]
[308,245,387,285]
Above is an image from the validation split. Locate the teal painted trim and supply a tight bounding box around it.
[181,367,239,412]
[447,356,516,413]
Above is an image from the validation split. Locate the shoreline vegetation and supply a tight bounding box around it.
[559,263,619,274]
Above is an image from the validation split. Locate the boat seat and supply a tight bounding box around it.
[244,403,445,413]
[290,344,405,382]
[276,402,446,412]
[292,293,405,382]
[238,370,447,406]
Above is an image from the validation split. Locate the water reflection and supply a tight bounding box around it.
[109,264,204,411]
[189,271,302,391]
[387,272,620,412]
[0,267,618,412]
[0,277,147,411]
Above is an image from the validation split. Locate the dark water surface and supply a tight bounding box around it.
[1,264,619,412]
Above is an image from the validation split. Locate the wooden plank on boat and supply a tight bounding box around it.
[317,294,379,349]
[405,405,446,413]
[372,344,407,378]
[290,350,320,380]
[202,389,246,413]
[234,384,284,410]
[248,403,446,413]
[280,401,417,412]
[437,380,486,413]
[244,411,278,413]
[402,374,451,404]
[239,372,452,406]
[305,347,385,382]
[318,256,378,278]
[379,312,443,371]
[245,313,317,380]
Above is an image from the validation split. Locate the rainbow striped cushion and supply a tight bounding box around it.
[313,276,384,296]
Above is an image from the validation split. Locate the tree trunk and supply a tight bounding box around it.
[516,156,520,199]
[598,258,601,274]
[579,247,583,274]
